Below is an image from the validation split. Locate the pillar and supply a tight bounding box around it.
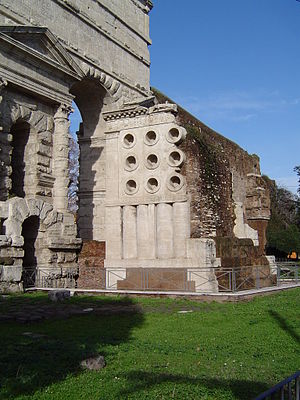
[173,201,190,258]
[123,205,137,259]
[53,104,71,213]
[137,204,156,259]
[156,203,173,259]
[105,206,122,259]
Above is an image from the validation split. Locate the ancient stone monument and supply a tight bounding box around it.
[0,0,271,293]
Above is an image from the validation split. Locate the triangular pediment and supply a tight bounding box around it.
[0,26,83,79]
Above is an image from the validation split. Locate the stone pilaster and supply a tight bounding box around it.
[0,78,8,200]
[53,104,72,213]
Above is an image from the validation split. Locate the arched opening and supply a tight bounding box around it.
[68,102,81,214]
[22,216,40,269]
[22,215,47,288]
[69,78,111,241]
[10,121,31,197]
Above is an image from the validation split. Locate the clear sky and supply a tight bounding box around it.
[149,0,300,193]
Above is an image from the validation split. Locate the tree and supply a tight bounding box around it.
[68,134,79,214]
[263,175,300,258]
[294,165,300,195]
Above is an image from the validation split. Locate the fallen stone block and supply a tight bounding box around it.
[48,289,70,302]
[80,355,106,371]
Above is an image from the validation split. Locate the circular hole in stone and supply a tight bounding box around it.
[168,175,183,191]
[146,154,158,169]
[145,130,158,145]
[169,151,181,166]
[126,179,137,194]
[146,177,159,193]
[123,133,135,147]
[125,155,137,171]
[168,128,180,143]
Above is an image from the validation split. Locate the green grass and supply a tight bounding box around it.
[0,289,299,399]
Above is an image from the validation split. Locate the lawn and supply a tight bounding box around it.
[0,289,299,400]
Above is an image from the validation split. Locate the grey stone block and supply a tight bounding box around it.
[48,290,70,302]
[80,355,106,371]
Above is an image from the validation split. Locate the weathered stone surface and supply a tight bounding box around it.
[0,265,22,282]
[80,355,106,371]
[0,236,11,247]
[48,290,70,302]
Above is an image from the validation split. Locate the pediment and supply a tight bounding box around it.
[0,26,83,79]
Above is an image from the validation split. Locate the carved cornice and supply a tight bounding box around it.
[0,27,83,79]
[103,106,148,121]
[103,102,178,121]
[131,0,153,13]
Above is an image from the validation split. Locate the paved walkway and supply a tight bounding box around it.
[0,296,142,324]
[1,283,299,324]
[33,282,300,301]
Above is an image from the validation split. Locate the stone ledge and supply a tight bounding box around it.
[47,238,82,250]
[0,265,22,282]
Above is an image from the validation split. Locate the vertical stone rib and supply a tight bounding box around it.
[137,204,156,259]
[173,201,190,258]
[123,205,137,259]
[156,203,173,259]
[105,206,122,259]
[148,203,156,259]
[105,134,119,201]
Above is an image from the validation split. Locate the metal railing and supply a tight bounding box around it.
[23,263,300,293]
[23,265,79,289]
[254,370,300,399]
[277,263,300,284]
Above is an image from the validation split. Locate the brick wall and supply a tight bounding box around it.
[77,240,106,289]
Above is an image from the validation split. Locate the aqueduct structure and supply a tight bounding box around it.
[0,0,271,293]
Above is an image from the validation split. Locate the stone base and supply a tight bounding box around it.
[0,265,22,281]
[106,266,218,293]
[0,281,23,293]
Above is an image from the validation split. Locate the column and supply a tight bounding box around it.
[0,78,8,200]
[105,206,122,259]
[173,201,190,258]
[148,204,156,259]
[156,203,173,259]
[123,205,137,259]
[53,104,72,213]
[136,204,155,259]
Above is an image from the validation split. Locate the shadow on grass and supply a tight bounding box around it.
[119,371,269,399]
[269,309,300,344]
[0,296,144,400]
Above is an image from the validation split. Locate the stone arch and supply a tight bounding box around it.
[3,197,62,247]
[7,102,51,134]
[1,102,54,201]
[22,215,40,268]
[69,76,111,240]
[10,120,32,198]
[81,64,123,104]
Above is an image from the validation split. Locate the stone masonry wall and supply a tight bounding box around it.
[0,0,152,99]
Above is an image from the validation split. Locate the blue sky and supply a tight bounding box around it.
[70,0,300,193]
[149,0,300,193]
